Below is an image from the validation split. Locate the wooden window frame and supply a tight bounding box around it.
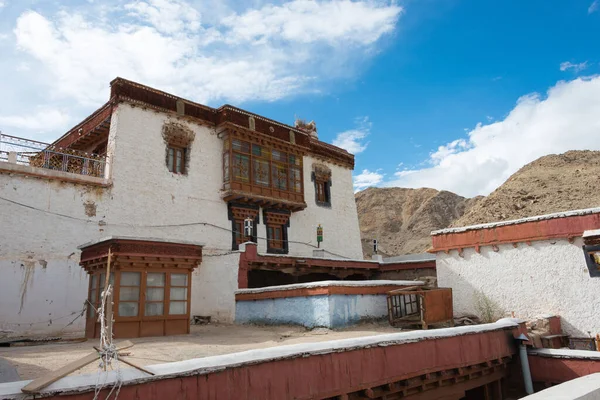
[228,203,259,251]
[144,272,166,317]
[168,273,189,316]
[312,170,332,207]
[167,145,187,175]
[87,272,114,318]
[222,135,304,203]
[118,271,142,318]
[86,269,192,323]
[267,225,284,249]
[264,209,290,255]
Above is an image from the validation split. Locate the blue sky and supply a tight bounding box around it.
[1,0,599,197]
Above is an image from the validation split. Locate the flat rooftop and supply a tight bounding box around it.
[0,323,398,381]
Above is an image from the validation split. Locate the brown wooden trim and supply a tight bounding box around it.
[51,102,113,149]
[379,261,436,272]
[235,285,415,301]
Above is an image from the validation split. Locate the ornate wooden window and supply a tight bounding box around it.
[80,238,202,338]
[222,135,304,207]
[162,121,194,175]
[167,146,186,174]
[228,203,259,250]
[264,209,290,254]
[312,164,332,207]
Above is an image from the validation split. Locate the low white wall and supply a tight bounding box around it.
[523,373,600,400]
[235,281,423,328]
[0,260,88,336]
[236,294,390,328]
[437,238,600,336]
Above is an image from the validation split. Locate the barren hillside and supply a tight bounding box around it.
[355,150,600,258]
[355,187,479,258]
[453,150,600,227]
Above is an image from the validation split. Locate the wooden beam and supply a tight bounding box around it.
[22,340,134,394]
[119,357,155,376]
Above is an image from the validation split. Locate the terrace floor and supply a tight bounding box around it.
[0,322,398,381]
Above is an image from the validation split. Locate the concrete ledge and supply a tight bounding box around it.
[523,373,600,399]
[0,162,111,187]
[529,348,600,361]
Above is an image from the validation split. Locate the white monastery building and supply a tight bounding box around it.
[0,78,371,337]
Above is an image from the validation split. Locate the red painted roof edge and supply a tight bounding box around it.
[431,212,600,252]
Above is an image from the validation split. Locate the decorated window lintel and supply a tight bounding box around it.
[263,209,291,254]
[162,120,195,175]
[228,202,260,250]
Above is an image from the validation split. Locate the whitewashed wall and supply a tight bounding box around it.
[0,103,363,336]
[437,238,600,336]
[288,155,363,259]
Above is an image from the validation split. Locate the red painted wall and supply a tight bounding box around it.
[41,328,518,400]
[529,354,600,384]
[431,213,600,252]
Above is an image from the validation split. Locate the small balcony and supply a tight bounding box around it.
[0,133,107,179]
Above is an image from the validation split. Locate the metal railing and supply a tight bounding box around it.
[0,133,106,178]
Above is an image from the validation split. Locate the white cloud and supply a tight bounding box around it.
[383,76,600,197]
[124,0,202,34]
[560,61,588,72]
[589,0,599,13]
[0,108,70,134]
[354,169,384,192]
[7,0,401,129]
[332,116,371,154]
[221,1,401,46]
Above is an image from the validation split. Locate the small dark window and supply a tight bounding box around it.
[234,220,245,247]
[267,225,284,249]
[312,167,331,207]
[316,180,327,203]
[167,146,186,174]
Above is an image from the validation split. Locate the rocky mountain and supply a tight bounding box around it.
[355,187,479,258]
[355,150,600,258]
[452,150,600,226]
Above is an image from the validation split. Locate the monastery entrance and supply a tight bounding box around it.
[79,237,203,338]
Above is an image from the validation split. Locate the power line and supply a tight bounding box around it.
[0,195,351,259]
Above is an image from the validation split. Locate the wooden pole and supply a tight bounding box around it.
[103,247,113,371]
[22,341,134,394]
[104,247,112,290]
